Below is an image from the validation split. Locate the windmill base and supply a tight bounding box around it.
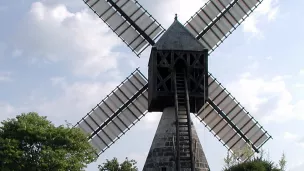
[143,107,209,171]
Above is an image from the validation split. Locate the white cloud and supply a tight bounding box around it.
[39,0,84,9]
[128,152,148,167]
[13,2,122,77]
[0,102,31,125]
[34,79,119,125]
[1,70,159,129]
[243,16,260,35]
[299,69,304,75]
[227,74,304,123]
[242,0,280,36]
[142,112,161,125]
[0,103,16,121]
[0,76,162,130]
[282,132,304,150]
[256,0,280,21]
[247,61,259,70]
[0,78,119,125]
[290,161,304,171]
[283,132,299,141]
[163,0,207,23]
[266,56,273,60]
[50,76,66,86]
[299,138,304,147]
[147,0,207,27]
[11,49,23,58]
[294,83,304,88]
[240,72,252,78]
[0,71,12,82]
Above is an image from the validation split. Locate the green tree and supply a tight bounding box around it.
[0,112,96,171]
[278,153,287,171]
[224,157,280,171]
[223,145,254,169]
[223,148,287,171]
[98,157,138,171]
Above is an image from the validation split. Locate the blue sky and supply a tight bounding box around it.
[1,0,304,170]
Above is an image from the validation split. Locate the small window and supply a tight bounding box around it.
[161,167,166,171]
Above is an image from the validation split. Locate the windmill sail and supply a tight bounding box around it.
[197,73,271,157]
[75,69,148,155]
[83,0,165,56]
[185,0,263,54]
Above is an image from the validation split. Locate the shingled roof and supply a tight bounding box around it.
[154,18,205,51]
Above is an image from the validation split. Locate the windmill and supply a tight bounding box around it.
[75,0,272,170]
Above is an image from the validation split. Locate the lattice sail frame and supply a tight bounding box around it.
[84,0,165,56]
[76,69,148,155]
[196,73,271,158]
[185,0,263,54]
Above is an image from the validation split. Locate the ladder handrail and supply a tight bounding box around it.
[173,135,176,157]
[183,70,195,171]
[174,70,181,171]
[194,139,197,165]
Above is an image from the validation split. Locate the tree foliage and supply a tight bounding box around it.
[223,147,287,171]
[278,153,286,171]
[223,145,255,168]
[98,157,138,171]
[224,157,280,171]
[0,112,96,171]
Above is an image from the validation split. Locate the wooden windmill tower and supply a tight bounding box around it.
[75,0,272,170]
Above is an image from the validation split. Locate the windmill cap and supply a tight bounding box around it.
[154,17,206,51]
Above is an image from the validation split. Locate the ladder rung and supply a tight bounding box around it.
[180,156,191,160]
[180,142,190,145]
[178,110,187,113]
[179,146,190,149]
[180,153,190,156]
[178,119,188,121]
[178,116,187,118]
[179,129,188,132]
[179,137,190,140]
[179,149,190,152]
[180,134,189,137]
[179,128,189,131]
